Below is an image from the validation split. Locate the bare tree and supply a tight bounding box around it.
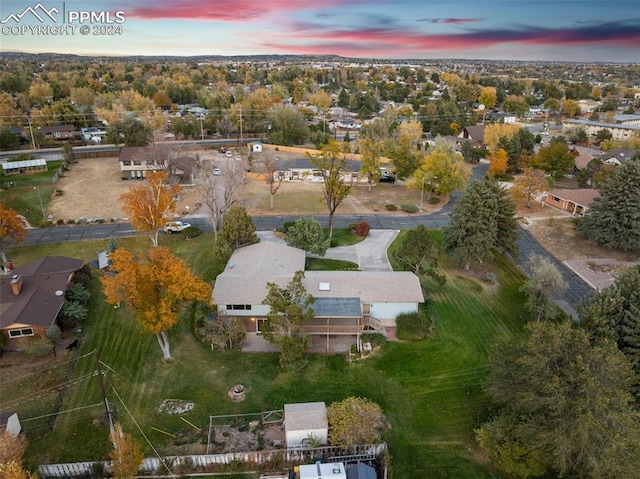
[263,157,284,210]
[199,159,246,237]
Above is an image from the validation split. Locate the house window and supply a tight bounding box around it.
[133,161,142,166]
[8,328,34,338]
[122,161,131,166]
[552,196,560,203]
[228,305,252,310]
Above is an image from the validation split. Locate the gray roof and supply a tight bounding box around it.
[276,157,361,172]
[347,463,376,479]
[0,257,84,329]
[311,297,361,317]
[284,402,327,432]
[564,119,640,131]
[212,242,424,305]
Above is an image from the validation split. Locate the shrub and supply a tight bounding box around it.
[55,189,64,196]
[401,203,419,213]
[396,311,429,340]
[56,219,64,225]
[353,221,370,237]
[385,204,398,211]
[428,197,440,204]
[67,219,76,224]
[362,332,387,348]
[182,226,202,239]
[20,336,52,357]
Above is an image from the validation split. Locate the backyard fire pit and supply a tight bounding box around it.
[228,384,246,401]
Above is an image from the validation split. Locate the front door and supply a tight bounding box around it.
[257,318,267,334]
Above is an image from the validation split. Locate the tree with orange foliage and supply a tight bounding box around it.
[512,167,549,208]
[488,148,509,176]
[0,430,37,479]
[101,247,211,359]
[0,205,26,264]
[120,171,181,247]
[484,123,521,151]
[108,423,144,479]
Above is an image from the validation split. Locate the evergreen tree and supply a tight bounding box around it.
[575,160,640,251]
[285,216,330,256]
[478,322,640,479]
[486,180,519,257]
[579,266,640,393]
[219,206,258,250]
[444,179,498,270]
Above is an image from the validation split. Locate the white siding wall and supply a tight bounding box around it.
[370,302,418,325]
[286,427,328,448]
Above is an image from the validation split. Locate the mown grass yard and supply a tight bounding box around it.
[7,231,529,478]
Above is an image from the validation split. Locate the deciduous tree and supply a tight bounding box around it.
[218,206,258,250]
[575,160,640,252]
[101,247,211,359]
[0,430,37,479]
[520,254,567,321]
[268,106,310,146]
[393,225,442,282]
[120,171,180,247]
[488,148,508,176]
[511,167,548,208]
[199,160,245,236]
[262,270,315,368]
[0,205,26,263]
[327,397,386,449]
[263,157,284,210]
[108,423,144,479]
[532,137,575,178]
[410,139,470,197]
[357,137,383,191]
[285,216,329,257]
[308,140,353,239]
[478,322,640,479]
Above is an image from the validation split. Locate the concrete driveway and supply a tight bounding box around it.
[257,229,398,271]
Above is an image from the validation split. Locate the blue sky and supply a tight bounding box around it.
[1,0,639,61]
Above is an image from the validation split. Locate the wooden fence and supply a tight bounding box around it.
[38,443,387,478]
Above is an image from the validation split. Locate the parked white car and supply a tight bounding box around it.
[213,167,221,176]
[225,150,233,158]
[163,221,191,233]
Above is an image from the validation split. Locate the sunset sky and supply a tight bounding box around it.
[1,0,639,61]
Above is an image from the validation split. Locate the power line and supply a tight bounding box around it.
[0,349,95,384]
[20,402,103,422]
[104,373,177,479]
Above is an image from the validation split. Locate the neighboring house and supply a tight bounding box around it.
[40,125,78,141]
[270,157,361,183]
[211,242,424,350]
[458,125,486,148]
[1,158,47,176]
[249,142,263,153]
[118,146,167,180]
[599,148,638,166]
[562,119,640,141]
[542,189,599,216]
[80,127,107,142]
[574,154,593,170]
[284,402,328,449]
[0,256,84,350]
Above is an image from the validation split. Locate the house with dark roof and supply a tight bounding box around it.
[599,148,638,166]
[40,125,78,141]
[0,256,84,350]
[211,242,424,351]
[543,189,599,216]
[458,125,486,148]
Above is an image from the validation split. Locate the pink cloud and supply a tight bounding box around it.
[126,0,342,22]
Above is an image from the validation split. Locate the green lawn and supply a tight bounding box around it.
[0,161,61,226]
[12,231,528,478]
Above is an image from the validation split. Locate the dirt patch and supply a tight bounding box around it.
[48,156,204,222]
[209,423,285,454]
[47,149,443,221]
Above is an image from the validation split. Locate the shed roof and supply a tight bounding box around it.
[346,463,376,479]
[284,402,327,432]
[2,159,46,171]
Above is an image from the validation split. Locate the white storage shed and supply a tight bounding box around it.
[284,402,328,448]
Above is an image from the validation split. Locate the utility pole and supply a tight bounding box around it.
[95,350,115,437]
[28,118,36,149]
[239,106,243,145]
